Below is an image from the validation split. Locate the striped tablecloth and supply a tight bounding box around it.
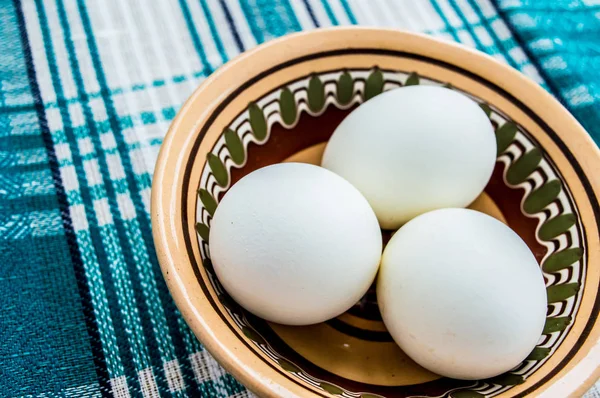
[1,0,598,397]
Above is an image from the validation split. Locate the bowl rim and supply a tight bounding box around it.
[151,27,600,397]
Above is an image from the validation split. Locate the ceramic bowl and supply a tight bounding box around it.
[152,28,600,398]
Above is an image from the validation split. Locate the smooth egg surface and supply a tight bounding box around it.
[322,86,496,229]
[377,208,547,380]
[209,163,382,326]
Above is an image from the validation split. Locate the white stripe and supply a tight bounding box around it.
[129,147,149,176]
[54,142,72,161]
[78,137,94,156]
[43,0,82,102]
[94,198,113,226]
[117,193,136,221]
[190,350,228,383]
[138,368,160,398]
[434,0,463,28]
[104,0,187,121]
[45,108,64,133]
[327,0,352,25]
[132,0,198,97]
[222,0,258,49]
[83,158,102,186]
[164,359,186,392]
[153,0,206,87]
[455,0,478,24]
[22,2,126,379]
[288,0,318,29]
[477,0,497,17]
[413,0,452,36]
[68,102,85,128]
[140,187,152,215]
[110,376,131,398]
[345,0,377,24]
[306,0,334,27]
[64,382,102,398]
[382,0,420,31]
[368,0,401,28]
[100,133,117,150]
[190,351,211,382]
[20,1,57,105]
[490,17,512,40]
[70,204,88,232]
[60,164,79,191]
[62,0,101,95]
[204,0,240,57]
[113,0,192,110]
[106,153,126,180]
[185,0,223,68]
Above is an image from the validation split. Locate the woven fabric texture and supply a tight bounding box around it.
[1,0,598,397]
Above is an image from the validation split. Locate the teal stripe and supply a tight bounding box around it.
[71,0,176,370]
[0,103,36,114]
[0,148,47,166]
[74,1,207,394]
[238,0,265,43]
[33,0,125,380]
[199,0,228,64]
[0,208,62,238]
[53,0,153,378]
[0,133,44,150]
[280,0,302,32]
[178,0,215,74]
[339,0,357,24]
[429,0,460,42]
[2,70,204,115]
[321,0,339,25]
[446,0,486,50]
[466,0,522,70]
[238,0,301,42]
[0,169,54,199]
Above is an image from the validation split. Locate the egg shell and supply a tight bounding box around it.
[377,208,547,380]
[322,85,497,229]
[209,163,382,326]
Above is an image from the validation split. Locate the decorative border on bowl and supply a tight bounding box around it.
[193,69,585,398]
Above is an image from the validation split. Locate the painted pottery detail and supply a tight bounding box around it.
[194,69,585,398]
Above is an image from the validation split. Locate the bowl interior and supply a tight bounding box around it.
[192,69,585,398]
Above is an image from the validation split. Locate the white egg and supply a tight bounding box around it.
[377,208,547,380]
[322,86,496,229]
[209,163,382,326]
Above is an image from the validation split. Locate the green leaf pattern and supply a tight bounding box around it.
[495,121,517,156]
[224,128,245,165]
[207,153,228,187]
[506,148,542,185]
[364,67,384,100]
[195,222,210,242]
[198,189,217,217]
[248,102,267,140]
[308,74,325,113]
[405,72,419,86]
[543,248,583,273]
[280,88,297,125]
[336,70,354,105]
[523,180,561,214]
